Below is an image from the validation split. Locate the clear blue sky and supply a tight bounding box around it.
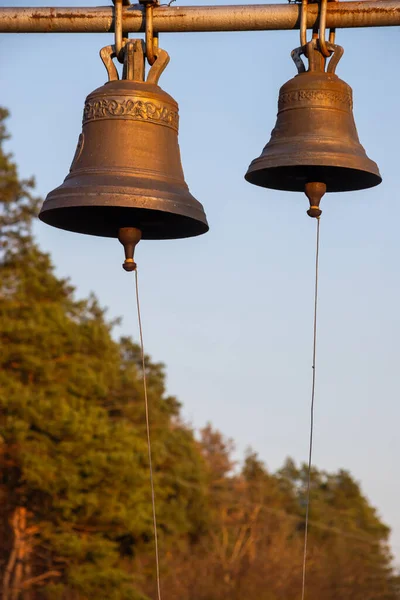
[1,0,400,563]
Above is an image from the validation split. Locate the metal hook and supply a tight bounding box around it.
[113,0,130,63]
[318,0,331,57]
[319,0,337,57]
[300,0,309,47]
[144,1,159,66]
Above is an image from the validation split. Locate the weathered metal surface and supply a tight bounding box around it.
[39,41,209,240]
[245,39,381,195]
[0,2,400,33]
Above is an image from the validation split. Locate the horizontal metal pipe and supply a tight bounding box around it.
[0,1,399,33]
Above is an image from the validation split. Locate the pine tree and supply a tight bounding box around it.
[1,106,399,600]
[0,109,207,599]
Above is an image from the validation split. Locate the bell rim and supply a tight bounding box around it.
[39,189,209,240]
[39,205,209,240]
[245,160,382,193]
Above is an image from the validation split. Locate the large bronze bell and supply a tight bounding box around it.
[39,40,208,240]
[245,40,381,215]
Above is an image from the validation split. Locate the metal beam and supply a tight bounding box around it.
[0,2,399,34]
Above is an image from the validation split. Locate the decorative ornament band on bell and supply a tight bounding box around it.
[39,40,209,241]
[245,39,382,215]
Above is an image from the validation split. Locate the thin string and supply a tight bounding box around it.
[301,217,321,600]
[134,268,162,600]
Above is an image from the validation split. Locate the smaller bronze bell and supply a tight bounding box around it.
[39,40,208,240]
[245,40,381,215]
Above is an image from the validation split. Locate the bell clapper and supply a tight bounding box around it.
[118,227,142,271]
[305,182,326,219]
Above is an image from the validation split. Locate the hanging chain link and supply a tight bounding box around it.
[319,0,337,56]
[139,0,160,65]
[145,3,159,66]
[299,0,337,58]
[113,0,130,62]
[113,0,161,66]
[300,0,309,47]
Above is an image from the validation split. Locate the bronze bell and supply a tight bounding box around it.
[39,40,208,240]
[245,40,381,215]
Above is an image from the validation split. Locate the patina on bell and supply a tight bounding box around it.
[39,40,208,240]
[245,40,381,215]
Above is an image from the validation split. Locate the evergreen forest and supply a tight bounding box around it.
[1,107,399,599]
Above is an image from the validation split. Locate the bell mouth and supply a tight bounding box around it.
[245,164,382,193]
[39,205,209,240]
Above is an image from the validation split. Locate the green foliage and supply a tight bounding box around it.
[0,109,207,598]
[0,108,399,599]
